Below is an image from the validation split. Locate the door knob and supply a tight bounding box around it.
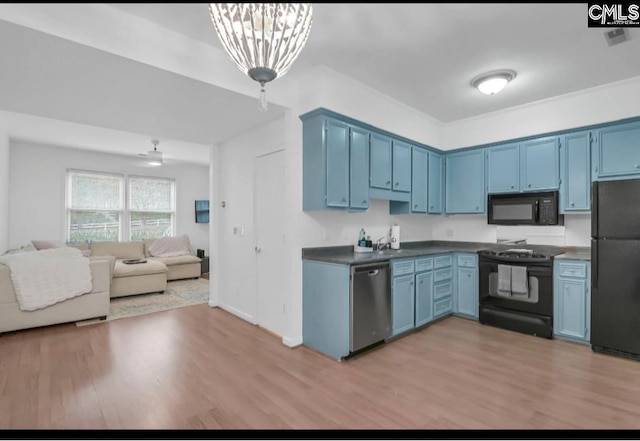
[254,247,262,254]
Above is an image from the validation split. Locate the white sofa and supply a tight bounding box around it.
[0,258,111,334]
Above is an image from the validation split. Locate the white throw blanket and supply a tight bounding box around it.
[0,247,93,311]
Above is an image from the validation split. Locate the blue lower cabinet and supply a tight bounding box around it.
[453,253,478,320]
[432,254,454,319]
[392,274,415,336]
[415,271,434,327]
[553,260,590,344]
[302,260,350,360]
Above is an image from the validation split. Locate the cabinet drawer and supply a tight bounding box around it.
[557,261,587,278]
[433,281,452,300]
[434,255,453,269]
[434,267,453,283]
[457,254,477,268]
[415,257,433,272]
[392,260,415,276]
[434,297,453,317]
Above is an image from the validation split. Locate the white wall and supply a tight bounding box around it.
[0,128,9,254]
[216,118,286,324]
[8,140,209,252]
[442,76,640,150]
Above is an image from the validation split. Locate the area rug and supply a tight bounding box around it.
[76,278,210,326]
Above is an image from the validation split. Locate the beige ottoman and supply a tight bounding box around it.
[111,259,168,298]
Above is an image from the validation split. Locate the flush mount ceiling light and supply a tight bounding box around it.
[147,139,163,166]
[208,3,313,112]
[471,69,517,95]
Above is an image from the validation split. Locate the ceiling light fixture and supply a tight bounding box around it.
[471,69,517,95]
[208,3,313,112]
[147,139,163,166]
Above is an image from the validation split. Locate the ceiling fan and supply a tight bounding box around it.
[139,139,163,166]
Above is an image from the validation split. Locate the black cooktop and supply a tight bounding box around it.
[478,249,553,260]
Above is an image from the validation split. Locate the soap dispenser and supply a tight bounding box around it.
[358,228,367,247]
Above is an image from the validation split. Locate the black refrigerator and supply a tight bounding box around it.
[592,178,640,360]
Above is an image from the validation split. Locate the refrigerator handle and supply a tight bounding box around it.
[591,181,598,238]
[592,239,598,290]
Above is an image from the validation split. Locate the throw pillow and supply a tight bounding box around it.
[147,235,194,258]
[31,240,65,250]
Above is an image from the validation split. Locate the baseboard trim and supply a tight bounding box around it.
[283,336,303,348]
[219,303,255,324]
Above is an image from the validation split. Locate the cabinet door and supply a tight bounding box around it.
[445,150,485,213]
[555,278,588,341]
[561,131,591,212]
[520,137,560,191]
[415,271,433,327]
[595,121,640,178]
[456,267,478,319]
[411,147,428,213]
[370,132,392,189]
[428,152,443,213]
[487,143,519,193]
[349,127,370,209]
[325,119,350,207]
[392,275,415,336]
[392,140,412,192]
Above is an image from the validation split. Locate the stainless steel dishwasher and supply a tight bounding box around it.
[350,262,392,353]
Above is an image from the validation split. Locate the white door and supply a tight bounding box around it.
[255,150,287,337]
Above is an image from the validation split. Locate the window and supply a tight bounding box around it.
[66,170,176,242]
[67,170,124,242]
[129,176,175,240]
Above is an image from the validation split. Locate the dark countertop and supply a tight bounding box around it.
[302,240,587,265]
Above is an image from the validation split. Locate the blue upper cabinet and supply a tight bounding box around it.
[560,131,591,213]
[520,137,560,191]
[301,110,370,211]
[392,140,412,192]
[411,147,428,213]
[325,118,350,207]
[370,132,392,189]
[350,127,370,209]
[445,149,485,214]
[486,137,560,194]
[593,120,640,179]
[428,152,443,214]
[486,143,519,193]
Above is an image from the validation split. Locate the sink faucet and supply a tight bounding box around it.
[376,236,389,251]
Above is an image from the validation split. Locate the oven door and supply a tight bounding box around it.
[478,255,554,338]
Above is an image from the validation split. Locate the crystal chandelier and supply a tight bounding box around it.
[208,3,313,111]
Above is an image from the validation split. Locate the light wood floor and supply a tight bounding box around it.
[2,305,640,430]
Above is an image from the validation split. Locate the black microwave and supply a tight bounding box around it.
[487,191,563,226]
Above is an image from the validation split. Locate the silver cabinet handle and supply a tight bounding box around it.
[636,165,640,169]
[414,204,418,208]
[362,200,367,204]
[570,202,575,207]
[510,185,514,189]
[430,206,434,209]
[528,184,532,188]
[341,197,347,202]
[475,206,479,210]
[254,247,262,254]
[395,182,399,187]
[386,180,391,185]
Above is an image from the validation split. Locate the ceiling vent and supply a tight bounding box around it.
[604,28,629,46]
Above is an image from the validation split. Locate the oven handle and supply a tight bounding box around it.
[534,200,540,223]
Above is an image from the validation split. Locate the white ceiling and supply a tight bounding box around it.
[2,4,640,164]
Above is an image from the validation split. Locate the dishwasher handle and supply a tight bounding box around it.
[352,262,390,275]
